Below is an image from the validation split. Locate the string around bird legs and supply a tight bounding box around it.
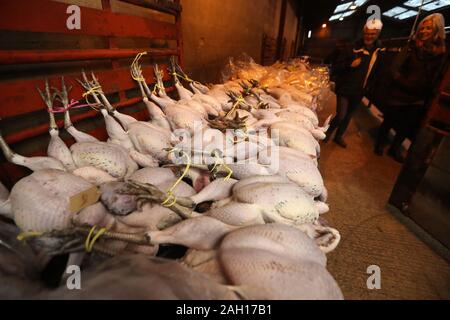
[130,51,147,82]
[82,85,103,111]
[49,99,100,113]
[16,231,44,242]
[162,149,191,207]
[152,82,164,96]
[171,70,202,86]
[210,150,233,181]
[85,225,106,253]
[225,95,247,118]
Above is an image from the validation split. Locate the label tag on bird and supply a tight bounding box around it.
[69,186,101,213]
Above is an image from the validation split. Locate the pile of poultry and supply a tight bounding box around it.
[0,55,343,300]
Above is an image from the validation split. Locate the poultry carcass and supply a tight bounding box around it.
[0,80,139,185]
[43,254,236,300]
[268,121,321,157]
[119,176,337,252]
[173,62,223,114]
[143,218,343,299]
[257,146,325,199]
[78,73,171,165]
[130,62,210,133]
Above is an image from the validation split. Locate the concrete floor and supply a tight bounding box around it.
[318,102,450,300]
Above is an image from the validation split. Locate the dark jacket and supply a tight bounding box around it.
[334,39,385,98]
[385,42,446,107]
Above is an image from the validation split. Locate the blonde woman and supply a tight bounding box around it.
[374,13,447,163]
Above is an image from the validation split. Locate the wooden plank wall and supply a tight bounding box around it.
[0,0,183,187]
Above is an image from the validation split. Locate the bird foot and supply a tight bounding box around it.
[119,180,166,210]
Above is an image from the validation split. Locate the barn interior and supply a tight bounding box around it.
[0,0,449,300]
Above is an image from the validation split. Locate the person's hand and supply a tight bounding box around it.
[351,58,362,68]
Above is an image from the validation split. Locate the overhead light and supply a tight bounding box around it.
[383,6,408,17]
[322,23,327,28]
[353,0,369,6]
[341,10,356,17]
[334,2,352,13]
[339,17,344,21]
[350,4,357,10]
[329,14,342,21]
[308,30,312,39]
[404,0,433,7]
[396,10,419,19]
[423,0,450,11]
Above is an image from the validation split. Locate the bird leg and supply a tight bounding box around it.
[131,62,148,99]
[174,61,188,81]
[40,225,153,256]
[53,76,73,113]
[153,64,168,97]
[90,72,115,114]
[169,56,181,85]
[0,129,15,163]
[37,79,58,131]
[119,181,198,219]
[0,129,65,171]
[207,112,248,132]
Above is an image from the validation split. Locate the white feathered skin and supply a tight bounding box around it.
[219,223,327,267]
[9,169,94,232]
[126,122,172,162]
[70,142,137,179]
[258,147,325,198]
[270,123,319,157]
[141,217,342,300]
[233,181,321,224]
[219,248,343,300]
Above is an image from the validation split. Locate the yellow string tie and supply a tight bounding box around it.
[17,231,43,242]
[210,152,233,181]
[172,71,201,86]
[82,85,103,111]
[152,82,164,96]
[161,192,177,207]
[84,226,106,252]
[210,154,221,173]
[162,149,191,207]
[212,163,233,181]
[225,96,246,118]
[131,51,147,82]
[82,86,102,98]
[223,164,233,181]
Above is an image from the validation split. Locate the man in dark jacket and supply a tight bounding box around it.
[324,19,385,148]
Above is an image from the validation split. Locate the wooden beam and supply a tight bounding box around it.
[0,64,172,119]
[0,48,178,65]
[0,0,177,39]
[121,0,181,15]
